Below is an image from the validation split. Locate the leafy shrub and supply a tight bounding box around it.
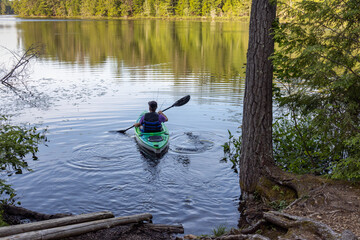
[212,224,227,237]
[271,0,360,181]
[221,130,241,173]
[0,115,47,203]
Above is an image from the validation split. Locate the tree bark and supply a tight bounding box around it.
[240,0,277,195]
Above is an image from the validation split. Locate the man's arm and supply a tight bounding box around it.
[134,115,145,127]
[158,111,168,122]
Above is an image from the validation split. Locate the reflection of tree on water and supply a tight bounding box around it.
[17,20,248,84]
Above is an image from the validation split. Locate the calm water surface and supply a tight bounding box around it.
[0,16,248,235]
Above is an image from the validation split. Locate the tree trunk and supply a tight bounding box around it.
[240,0,276,196]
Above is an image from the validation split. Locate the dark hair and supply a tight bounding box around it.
[148,101,157,111]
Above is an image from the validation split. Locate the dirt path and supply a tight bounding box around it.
[283,180,360,238]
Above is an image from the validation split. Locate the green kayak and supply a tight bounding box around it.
[134,111,169,155]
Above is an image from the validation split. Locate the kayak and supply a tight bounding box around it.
[134,111,169,155]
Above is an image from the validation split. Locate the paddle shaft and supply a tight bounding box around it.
[160,105,174,112]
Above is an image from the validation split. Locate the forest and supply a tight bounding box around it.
[11,0,251,18]
[0,0,13,14]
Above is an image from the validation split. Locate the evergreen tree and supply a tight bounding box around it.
[120,0,134,16]
[189,0,201,15]
[222,0,233,17]
[175,0,189,16]
[35,0,51,16]
[232,0,250,16]
[143,0,154,16]
[133,0,144,15]
[0,0,14,14]
[81,0,97,16]
[105,0,121,17]
[239,0,276,195]
[55,0,67,16]
[202,0,221,16]
[0,0,5,14]
[154,0,173,16]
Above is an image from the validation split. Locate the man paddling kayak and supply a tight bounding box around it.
[134,101,168,132]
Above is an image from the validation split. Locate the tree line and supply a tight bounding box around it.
[11,0,251,17]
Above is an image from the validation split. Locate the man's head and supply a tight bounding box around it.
[148,100,157,112]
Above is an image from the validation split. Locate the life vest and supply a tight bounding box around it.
[143,112,163,133]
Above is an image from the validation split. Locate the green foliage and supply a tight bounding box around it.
[0,179,18,205]
[12,0,250,17]
[273,113,335,175]
[0,115,47,202]
[269,200,288,211]
[272,0,360,180]
[222,0,233,17]
[331,133,360,180]
[189,0,202,15]
[222,130,241,173]
[0,116,47,173]
[212,224,227,237]
[0,0,14,14]
[175,0,189,16]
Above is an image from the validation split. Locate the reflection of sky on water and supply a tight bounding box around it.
[0,16,18,50]
[1,16,245,235]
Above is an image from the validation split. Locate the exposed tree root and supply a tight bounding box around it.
[208,211,358,240]
[230,169,360,240]
[263,211,356,240]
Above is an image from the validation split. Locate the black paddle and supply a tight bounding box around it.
[116,95,191,134]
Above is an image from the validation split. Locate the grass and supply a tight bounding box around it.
[212,224,227,237]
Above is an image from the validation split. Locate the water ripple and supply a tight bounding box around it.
[67,143,126,172]
[170,132,215,154]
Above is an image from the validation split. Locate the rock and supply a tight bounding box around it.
[341,230,358,240]
[184,234,198,239]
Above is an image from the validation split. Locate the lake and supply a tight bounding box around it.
[0,15,248,235]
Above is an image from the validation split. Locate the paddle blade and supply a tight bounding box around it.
[173,95,191,107]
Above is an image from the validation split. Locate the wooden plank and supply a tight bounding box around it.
[0,211,114,238]
[1,213,152,240]
[143,223,184,234]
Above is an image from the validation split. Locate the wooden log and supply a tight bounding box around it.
[0,211,114,238]
[2,205,71,223]
[0,213,153,240]
[142,223,184,234]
